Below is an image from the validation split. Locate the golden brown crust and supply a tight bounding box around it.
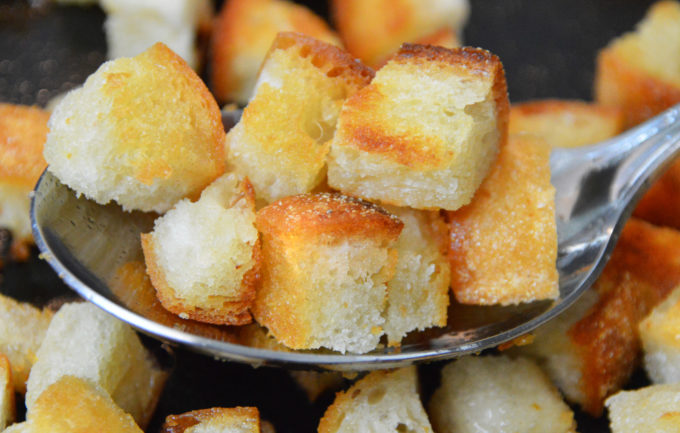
[0,104,49,185]
[162,407,259,433]
[634,158,680,229]
[0,354,15,428]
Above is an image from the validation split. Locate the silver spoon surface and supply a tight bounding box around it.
[31,104,680,371]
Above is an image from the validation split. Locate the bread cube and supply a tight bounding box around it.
[161,407,260,433]
[634,158,680,230]
[429,356,576,433]
[606,384,680,433]
[639,284,680,384]
[332,0,469,67]
[0,294,52,394]
[252,193,403,353]
[509,99,624,148]
[26,302,166,429]
[382,206,450,345]
[447,134,557,305]
[226,32,373,205]
[44,43,225,213]
[595,0,680,128]
[0,354,15,430]
[318,367,433,433]
[327,45,509,211]
[212,0,341,104]
[0,104,49,261]
[141,173,260,325]
[101,0,212,70]
[289,370,345,402]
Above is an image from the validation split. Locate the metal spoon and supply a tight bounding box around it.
[30,103,680,371]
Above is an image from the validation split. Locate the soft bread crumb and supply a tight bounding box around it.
[606,384,680,433]
[0,354,15,430]
[161,407,260,433]
[639,284,680,384]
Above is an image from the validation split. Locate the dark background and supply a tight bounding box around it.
[0,0,657,432]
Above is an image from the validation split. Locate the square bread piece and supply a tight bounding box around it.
[509,99,624,148]
[634,158,680,230]
[211,0,341,104]
[141,173,260,325]
[447,134,558,305]
[25,302,166,429]
[595,0,680,128]
[327,45,509,211]
[0,103,49,261]
[0,294,52,394]
[639,284,680,384]
[382,206,450,346]
[606,384,680,433]
[429,355,576,433]
[161,407,260,433]
[0,354,15,430]
[252,193,403,354]
[318,367,433,433]
[332,0,468,67]
[226,32,374,205]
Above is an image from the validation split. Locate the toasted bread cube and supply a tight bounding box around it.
[606,384,680,433]
[634,158,680,230]
[595,1,680,128]
[509,99,625,148]
[101,0,212,70]
[162,407,260,433]
[447,134,557,305]
[26,302,166,429]
[226,32,374,205]
[332,0,469,67]
[44,43,225,213]
[289,370,345,402]
[252,193,402,353]
[639,285,680,384]
[0,104,49,260]
[318,367,433,433]
[382,206,450,345]
[429,356,576,433]
[212,0,341,104]
[0,294,52,394]
[328,45,509,211]
[0,354,15,430]
[141,173,260,325]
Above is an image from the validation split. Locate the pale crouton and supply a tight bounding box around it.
[0,354,15,430]
[447,134,557,305]
[161,407,260,433]
[44,43,225,213]
[594,0,680,128]
[327,45,509,211]
[25,302,166,429]
[252,193,403,353]
[429,356,576,433]
[0,294,52,394]
[0,104,49,261]
[225,32,374,205]
[509,99,625,148]
[101,0,212,70]
[332,0,469,67]
[211,0,341,104]
[141,173,260,325]
[634,158,680,230]
[382,206,450,345]
[606,384,680,433]
[318,367,433,433]
[639,284,680,384]
[289,370,345,402]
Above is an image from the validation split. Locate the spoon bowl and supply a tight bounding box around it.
[31,104,680,371]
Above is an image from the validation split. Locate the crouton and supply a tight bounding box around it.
[639,284,680,384]
[447,134,558,305]
[634,158,680,230]
[382,206,450,345]
[509,99,625,148]
[252,193,402,353]
[141,173,260,325]
[332,0,469,67]
[25,302,166,429]
[211,0,341,104]
[0,104,49,261]
[0,294,52,394]
[327,45,509,211]
[429,356,576,433]
[101,0,212,70]
[289,370,345,402]
[318,367,433,433]
[226,32,374,205]
[606,384,680,433]
[0,354,14,430]
[594,0,680,128]
[161,407,260,433]
[44,43,225,213]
